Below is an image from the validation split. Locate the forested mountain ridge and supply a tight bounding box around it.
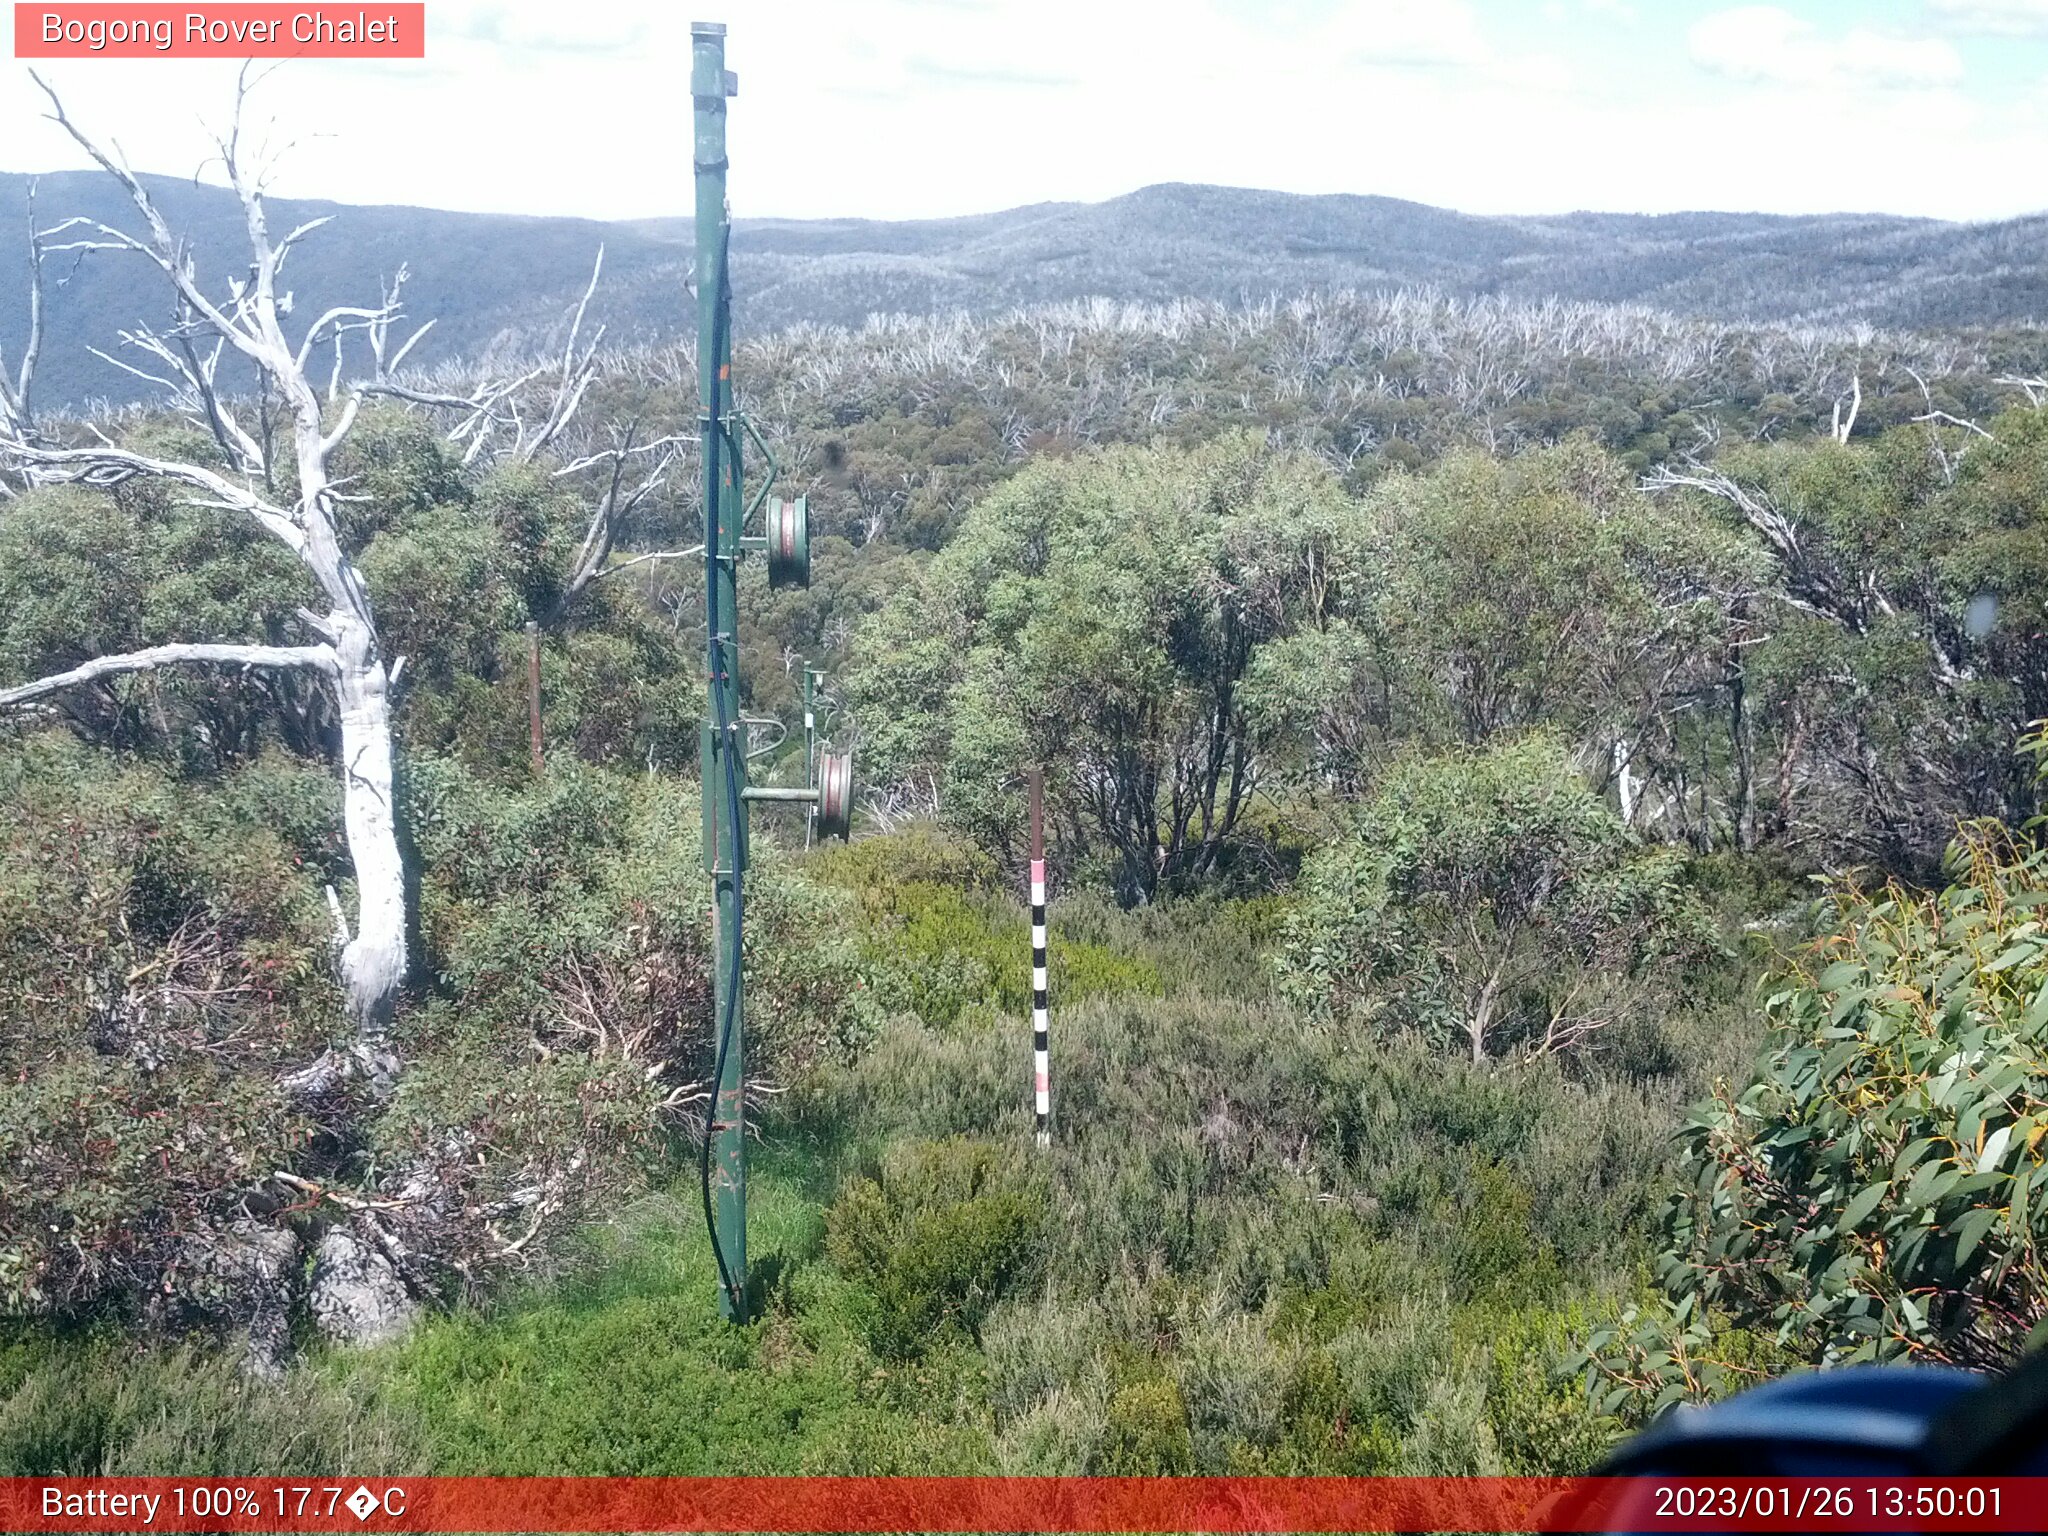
[6,170,2047,407]
[715,185,2048,336]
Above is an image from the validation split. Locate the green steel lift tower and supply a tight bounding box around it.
[693,20,853,1323]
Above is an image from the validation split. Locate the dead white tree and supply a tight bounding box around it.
[1997,375,2048,409]
[0,179,45,488]
[539,423,687,623]
[1643,453,1970,691]
[0,73,430,1080]
[1830,372,1861,444]
[1903,364,1993,486]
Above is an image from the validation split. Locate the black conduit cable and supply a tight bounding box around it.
[699,219,745,1319]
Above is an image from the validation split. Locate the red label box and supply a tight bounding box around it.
[14,4,426,58]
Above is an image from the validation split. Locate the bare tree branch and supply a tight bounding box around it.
[1996,375,2048,408]
[29,73,275,372]
[0,641,337,709]
[0,440,306,551]
[588,545,704,583]
[1903,365,1992,486]
[346,248,612,472]
[353,268,540,463]
[538,423,685,624]
[516,247,606,463]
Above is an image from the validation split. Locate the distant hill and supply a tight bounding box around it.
[4,173,2046,409]
[717,188,2048,339]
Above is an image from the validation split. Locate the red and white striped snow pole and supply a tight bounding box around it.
[1029,766,1050,1147]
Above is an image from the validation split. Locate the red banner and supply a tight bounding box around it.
[3,1476,2047,1532]
[13,5,425,58]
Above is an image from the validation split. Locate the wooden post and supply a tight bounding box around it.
[1028,766,1049,1147]
[525,620,544,775]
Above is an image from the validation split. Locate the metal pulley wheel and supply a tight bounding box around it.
[815,748,854,841]
[766,496,811,590]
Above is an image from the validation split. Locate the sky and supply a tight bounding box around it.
[3,0,2048,223]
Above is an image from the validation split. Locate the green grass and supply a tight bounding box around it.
[358,1169,998,1476]
[0,1328,425,1477]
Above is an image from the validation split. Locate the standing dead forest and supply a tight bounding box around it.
[8,82,2048,1476]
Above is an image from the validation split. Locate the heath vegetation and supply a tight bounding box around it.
[5,82,2048,1476]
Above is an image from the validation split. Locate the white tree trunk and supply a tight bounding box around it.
[1612,737,1640,827]
[1469,954,1507,1064]
[332,616,406,1040]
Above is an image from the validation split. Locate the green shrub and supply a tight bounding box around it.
[0,740,337,1323]
[1480,1304,1618,1475]
[359,504,526,687]
[1449,1158,1562,1301]
[1166,1312,1279,1467]
[0,1329,424,1476]
[793,1412,996,1475]
[381,761,882,1291]
[1585,821,2048,1420]
[827,1138,1046,1359]
[1054,891,1286,1002]
[1093,1376,1194,1474]
[0,483,307,768]
[981,1293,1115,1432]
[992,1385,1106,1474]
[327,405,472,541]
[1278,733,1720,1061]
[346,1185,996,1475]
[873,882,1011,1027]
[806,824,1003,907]
[809,826,1160,1027]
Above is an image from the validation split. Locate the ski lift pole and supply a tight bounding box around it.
[693,18,747,1323]
[689,23,853,1321]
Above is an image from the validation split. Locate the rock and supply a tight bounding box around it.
[308,1226,418,1347]
[171,1219,301,1378]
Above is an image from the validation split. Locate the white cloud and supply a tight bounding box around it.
[440,3,650,51]
[0,0,2036,229]
[1927,0,2048,35]
[1319,0,1491,69]
[1317,0,1578,95]
[1690,6,1964,89]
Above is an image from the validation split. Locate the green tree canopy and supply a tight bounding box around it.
[1277,733,1715,1061]
[849,434,1356,901]
[1658,411,2048,868]
[1242,440,1762,819]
